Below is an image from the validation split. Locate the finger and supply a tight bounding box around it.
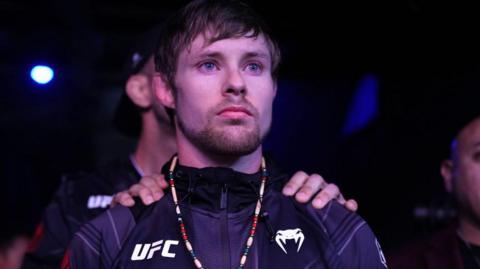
[139,177,164,201]
[153,174,169,189]
[295,174,326,203]
[112,192,135,207]
[138,187,155,205]
[295,174,327,203]
[127,184,143,196]
[336,192,346,204]
[151,188,166,201]
[126,178,160,204]
[345,199,358,212]
[311,183,340,209]
[282,171,309,196]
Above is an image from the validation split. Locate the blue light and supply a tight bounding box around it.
[342,74,379,137]
[30,65,54,85]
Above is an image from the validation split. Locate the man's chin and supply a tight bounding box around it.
[222,125,253,134]
[203,129,261,156]
[209,141,260,156]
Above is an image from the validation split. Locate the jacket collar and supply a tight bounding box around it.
[162,156,287,213]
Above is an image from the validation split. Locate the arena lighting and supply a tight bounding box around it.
[30,65,54,85]
[342,74,379,136]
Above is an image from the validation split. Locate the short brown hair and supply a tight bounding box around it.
[154,0,281,90]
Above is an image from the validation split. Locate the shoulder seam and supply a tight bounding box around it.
[75,233,100,256]
[337,221,366,255]
[321,201,333,221]
[107,210,122,250]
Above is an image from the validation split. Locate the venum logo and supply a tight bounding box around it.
[87,195,112,209]
[275,228,305,254]
[131,240,179,261]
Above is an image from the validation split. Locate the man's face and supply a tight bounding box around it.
[171,32,276,156]
[451,117,480,226]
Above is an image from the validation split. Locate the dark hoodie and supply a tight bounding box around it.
[65,159,387,268]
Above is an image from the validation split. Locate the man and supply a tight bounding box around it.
[22,20,355,269]
[388,114,480,269]
[64,1,385,268]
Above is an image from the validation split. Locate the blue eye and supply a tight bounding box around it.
[246,63,262,73]
[200,61,217,71]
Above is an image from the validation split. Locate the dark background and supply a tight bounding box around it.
[1,0,480,250]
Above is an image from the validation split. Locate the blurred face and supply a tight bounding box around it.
[172,32,276,156]
[450,117,480,227]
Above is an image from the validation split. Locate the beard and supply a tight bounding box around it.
[177,101,268,156]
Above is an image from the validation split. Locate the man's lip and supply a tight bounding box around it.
[217,106,253,116]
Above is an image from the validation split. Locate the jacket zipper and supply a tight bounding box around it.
[220,184,231,268]
[220,184,228,210]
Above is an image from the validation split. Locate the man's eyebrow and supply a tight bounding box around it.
[243,51,269,60]
[193,51,224,61]
[190,50,270,62]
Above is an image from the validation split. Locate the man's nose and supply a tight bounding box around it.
[223,69,246,96]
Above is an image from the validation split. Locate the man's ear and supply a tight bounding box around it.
[125,74,152,108]
[153,74,175,109]
[441,159,454,193]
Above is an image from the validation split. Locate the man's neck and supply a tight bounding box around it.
[458,216,480,246]
[133,117,177,175]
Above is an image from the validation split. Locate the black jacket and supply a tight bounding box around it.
[65,160,387,268]
[22,157,141,269]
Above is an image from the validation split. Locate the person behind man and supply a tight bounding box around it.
[64,1,385,268]
[22,20,356,269]
[388,112,480,269]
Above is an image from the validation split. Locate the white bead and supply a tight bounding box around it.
[172,188,178,203]
[255,202,261,214]
[247,237,253,246]
[240,255,247,265]
[186,241,193,251]
[169,156,177,171]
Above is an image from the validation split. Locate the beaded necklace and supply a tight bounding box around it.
[168,156,268,269]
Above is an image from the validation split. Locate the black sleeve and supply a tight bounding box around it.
[22,174,85,269]
[67,205,138,269]
[307,201,388,269]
